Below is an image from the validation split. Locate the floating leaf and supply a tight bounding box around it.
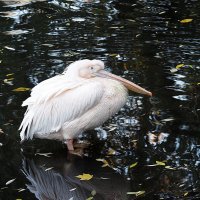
[91,190,96,196]
[6,178,16,185]
[17,188,26,192]
[165,166,175,170]
[130,162,138,168]
[4,46,15,51]
[156,161,166,166]
[176,64,184,69]
[70,188,76,192]
[100,177,110,180]
[107,148,116,155]
[86,197,93,200]
[0,128,4,134]
[184,192,188,196]
[13,87,30,92]
[6,73,14,77]
[45,167,54,171]
[76,173,93,181]
[127,191,145,196]
[180,19,193,23]
[170,68,178,73]
[0,187,8,190]
[96,158,110,167]
[161,118,175,122]
[35,152,53,157]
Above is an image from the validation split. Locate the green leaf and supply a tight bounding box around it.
[13,87,30,92]
[130,162,138,168]
[180,19,193,23]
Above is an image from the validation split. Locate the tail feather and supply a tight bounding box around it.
[19,108,34,141]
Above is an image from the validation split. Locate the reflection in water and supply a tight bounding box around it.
[22,153,129,200]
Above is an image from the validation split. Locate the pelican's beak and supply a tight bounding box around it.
[95,70,152,96]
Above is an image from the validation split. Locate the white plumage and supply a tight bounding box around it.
[19,59,151,150]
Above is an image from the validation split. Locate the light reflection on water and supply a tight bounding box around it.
[0,0,200,199]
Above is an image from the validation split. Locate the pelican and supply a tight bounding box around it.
[19,59,152,151]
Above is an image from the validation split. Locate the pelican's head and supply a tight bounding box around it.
[65,59,152,96]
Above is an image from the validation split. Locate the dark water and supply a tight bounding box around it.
[0,0,200,199]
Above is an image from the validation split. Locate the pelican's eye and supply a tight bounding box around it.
[90,66,94,70]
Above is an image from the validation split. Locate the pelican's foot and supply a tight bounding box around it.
[69,148,84,157]
[65,139,74,151]
[74,140,90,149]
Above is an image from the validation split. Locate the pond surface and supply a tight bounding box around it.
[0,0,200,199]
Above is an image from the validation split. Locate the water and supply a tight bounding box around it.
[0,0,200,199]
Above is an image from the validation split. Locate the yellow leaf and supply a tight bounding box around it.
[102,163,109,167]
[13,87,30,92]
[180,19,193,23]
[86,197,93,200]
[176,64,184,69]
[91,190,96,196]
[165,166,175,170]
[76,173,93,181]
[6,73,14,77]
[156,161,166,166]
[130,162,138,168]
[127,191,145,196]
[184,192,188,196]
[96,158,110,167]
[107,148,116,155]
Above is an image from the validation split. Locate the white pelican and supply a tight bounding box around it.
[19,59,152,151]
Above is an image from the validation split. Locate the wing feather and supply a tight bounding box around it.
[19,76,104,141]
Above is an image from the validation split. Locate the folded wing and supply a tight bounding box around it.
[19,75,104,141]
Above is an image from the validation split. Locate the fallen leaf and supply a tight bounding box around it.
[4,46,15,51]
[127,191,145,196]
[17,188,26,192]
[13,87,30,92]
[156,161,166,166]
[6,73,14,77]
[170,68,178,73]
[6,178,16,185]
[96,158,110,167]
[184,192,188,196]
[45,167,54,171]
[176,64,184,69]
[86,197,93,200]
[180,19,193,23]
[165,166,175,170]
[107,148,116,155]
[161,118,174,122]
[100,177,110,180]
[0,187,8,190]
[0,128,4,134]
[76,173,93,181]
[69,188,76,192]
[130,162,138,168]
[35,152,53,157]
[91,190,96,196]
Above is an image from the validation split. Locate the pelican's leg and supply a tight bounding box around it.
[65,139,74,151]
